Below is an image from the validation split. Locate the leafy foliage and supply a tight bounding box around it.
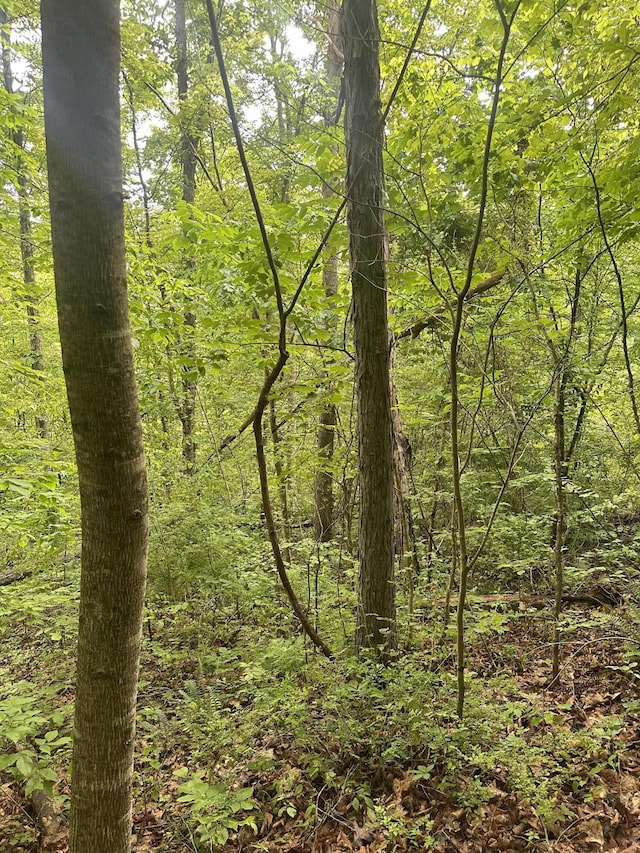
[2,0,640,848]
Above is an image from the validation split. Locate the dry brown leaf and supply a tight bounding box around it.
[335,829,353,850]
[581,816,605,848]
[622,791,640,815]
[392,773,413,797]
[352,820,377,848]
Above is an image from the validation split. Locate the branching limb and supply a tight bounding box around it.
[204,0,332,657]
[582,148,640,437]
[395,269,507,342]
[452,0,521,719]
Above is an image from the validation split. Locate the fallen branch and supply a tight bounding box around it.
[466,267,507,300]
[395,310,446,340]
[395,269,508,342]
[31,788,65,851]
[430,589,624,612]
[0,568,29,586]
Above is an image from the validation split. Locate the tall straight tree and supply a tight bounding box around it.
[174,0,197,474]
[343,0,396,653]
[314,0,342,543]
[41,1,149,851]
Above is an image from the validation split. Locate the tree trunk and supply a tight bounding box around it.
[314,0,342,543]
[552,368,567,680]
[175,0,197,474]
[1,7,48,438]
[315,398,337,541]
[390,347,419,582]
[343,0,396,654]
[41,2,149,851]
[268,375,292,559]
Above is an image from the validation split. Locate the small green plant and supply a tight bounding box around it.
[370,800,435,850]
[0,682,72,795]
[349,782,375,816]
[268,764,305,819]
[176,770,258,847]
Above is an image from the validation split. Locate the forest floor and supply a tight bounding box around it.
[1,573,640,853]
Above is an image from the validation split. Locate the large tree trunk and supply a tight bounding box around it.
[1,7,48,438]
[314,0,342,543]
[343,0,396,654]
[41,2,149,852]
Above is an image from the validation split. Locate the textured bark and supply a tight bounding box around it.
[343,0,396,653]
[1,8,47,438]
[314,400,337,541]
[268,378,291,557]
[551,265,582,679]
[387,301,419,612]
[41,2,149,852]
[390,348,419,582]
[175,0,197,474]
[552,369,567,680]
[314,0,342,543]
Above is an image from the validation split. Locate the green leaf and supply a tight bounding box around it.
[15,752,34,777]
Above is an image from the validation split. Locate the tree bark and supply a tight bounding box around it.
[527,258,582,683]
[390,347,420,584]
[551,367,567,680]
[315,398,337,541]
[314,0,342,543]
[175,0,197,474]
[268,373,292,559]
[343,0,396,654]
[41,2,149,851]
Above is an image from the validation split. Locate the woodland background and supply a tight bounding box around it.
[1,0,640,850]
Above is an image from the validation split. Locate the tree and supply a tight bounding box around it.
[314,0,342,543]
[40,1,149,851]
[173,0,198,475]
[343,0,396,654]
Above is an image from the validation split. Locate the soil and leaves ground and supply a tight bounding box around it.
[1,557,640,853]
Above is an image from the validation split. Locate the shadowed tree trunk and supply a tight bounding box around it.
[552,365,568,680]
[390,364,420,589]
[343,0,396,654]
[41,1,149,851]
[527,257,583,682]
[314,0,342,543]
[175,0,197,474]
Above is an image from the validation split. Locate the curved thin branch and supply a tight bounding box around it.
[204,0,332,657]
[204,0,284,321]
[382,0,433,121]
[452,0,521,719]
[582,148,640,436]
[206,0,435,656]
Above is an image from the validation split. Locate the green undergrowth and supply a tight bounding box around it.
[143,645,629,849]
[2,559,638,851]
